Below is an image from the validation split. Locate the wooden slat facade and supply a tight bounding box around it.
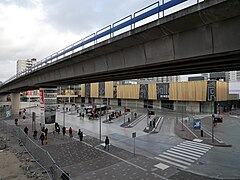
[105,81,114,98]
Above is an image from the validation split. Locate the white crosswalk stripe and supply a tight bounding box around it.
[154,140,213,170]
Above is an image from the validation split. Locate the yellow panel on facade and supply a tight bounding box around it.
[148,83,157,100]
[195,81,207,101]
[216,81,228,101]
[105,81,114,98]
[170,81,207,101]
[117,84,140,99]
[81,84,85,97]
[91,83,99,98]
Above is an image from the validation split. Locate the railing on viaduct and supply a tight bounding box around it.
[3,0,203,85]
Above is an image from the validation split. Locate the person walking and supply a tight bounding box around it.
[78,129,83,141]
[69,127,73,138]
[14,118,18,126]
[44,128,48,138]
[56,125,60,134]
[80,131,83,141]
[33,129,38,140]
[62,127,66,136]
[104,136,110,151]
[39,132,45,145]
[24,126,28,135]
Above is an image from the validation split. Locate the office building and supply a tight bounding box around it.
[17,58,37,74]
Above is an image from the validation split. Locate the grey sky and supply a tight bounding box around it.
[0,0,200,82]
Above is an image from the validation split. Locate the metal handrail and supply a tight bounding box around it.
[2,0,202,86]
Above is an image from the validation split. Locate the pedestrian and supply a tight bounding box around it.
[56,125,60,134]
[14,118,18,126]
[80,131,83,141]
[33,129,37,139]
[82,113,84,119]
[55,122,58,131]
[104,136,110,151]
[134,112,137,118]
[39,132,45,145]
[153,119,156,128]
[24,126,28,135]
[19,111,21,117]
[44,128,48,138]
[62,126,66,136]
[78,129,83,141]
[69,127,73,138]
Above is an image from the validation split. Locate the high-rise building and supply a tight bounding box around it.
[228,71,240,81]
[137,75,181,83]
[17,58,37,74]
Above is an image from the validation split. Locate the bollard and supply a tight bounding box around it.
[201,130,203,137]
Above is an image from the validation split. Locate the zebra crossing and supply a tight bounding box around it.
[154,140,213,170]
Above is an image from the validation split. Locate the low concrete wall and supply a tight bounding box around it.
[186,102,200,113]
[20,102,38,109]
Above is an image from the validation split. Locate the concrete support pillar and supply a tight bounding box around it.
[11,93,20,117]
[0,95,9,102]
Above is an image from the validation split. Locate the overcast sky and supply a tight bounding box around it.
[0,0,199,82]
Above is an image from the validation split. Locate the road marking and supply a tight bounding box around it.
[184,141,213,148]
[154,163,169,170]
[180,142,210,151]
[163,152,195,163]
[171,146,204,155]
[155,157,187,169]
[193,138,203,142]
[166,150,198,160]
[169,148,201,158]
[176,145,208,153]
[158,154,191,166]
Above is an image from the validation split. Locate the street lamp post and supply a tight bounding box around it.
[124,106,126,125]
[63,99,66,128]
[106,98,108,122]
[147,100,149,126]
[181,104,184,131]
[211,98,215,143]
[99,102,102,142]
[176,77,178,124]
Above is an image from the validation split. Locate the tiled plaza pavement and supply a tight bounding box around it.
[3,117,217,180]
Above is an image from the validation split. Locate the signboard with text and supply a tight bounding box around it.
[40,88,57,125]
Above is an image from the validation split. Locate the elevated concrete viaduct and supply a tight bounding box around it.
[0,0,240,93]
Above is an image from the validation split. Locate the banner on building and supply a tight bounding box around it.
[85,83,90,97]
[207,81,216,101]
[156,83,169,100]
[99,82,105,97]
[139,84,148,100]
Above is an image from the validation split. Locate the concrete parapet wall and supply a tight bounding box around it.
[20,102,38,109]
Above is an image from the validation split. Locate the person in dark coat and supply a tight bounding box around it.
[24,126,28,135]
[44,128,48,138]
[78,129,83,141]
[33,129,37,140]
[56,125,60,134]
[80,131,83,141]
[39,132,45,145]
[104,136,110,151]
[62,127,66,136]
[15,118,18,126]
[153,119,156,128]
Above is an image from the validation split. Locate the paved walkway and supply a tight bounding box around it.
[2,113,217,180]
